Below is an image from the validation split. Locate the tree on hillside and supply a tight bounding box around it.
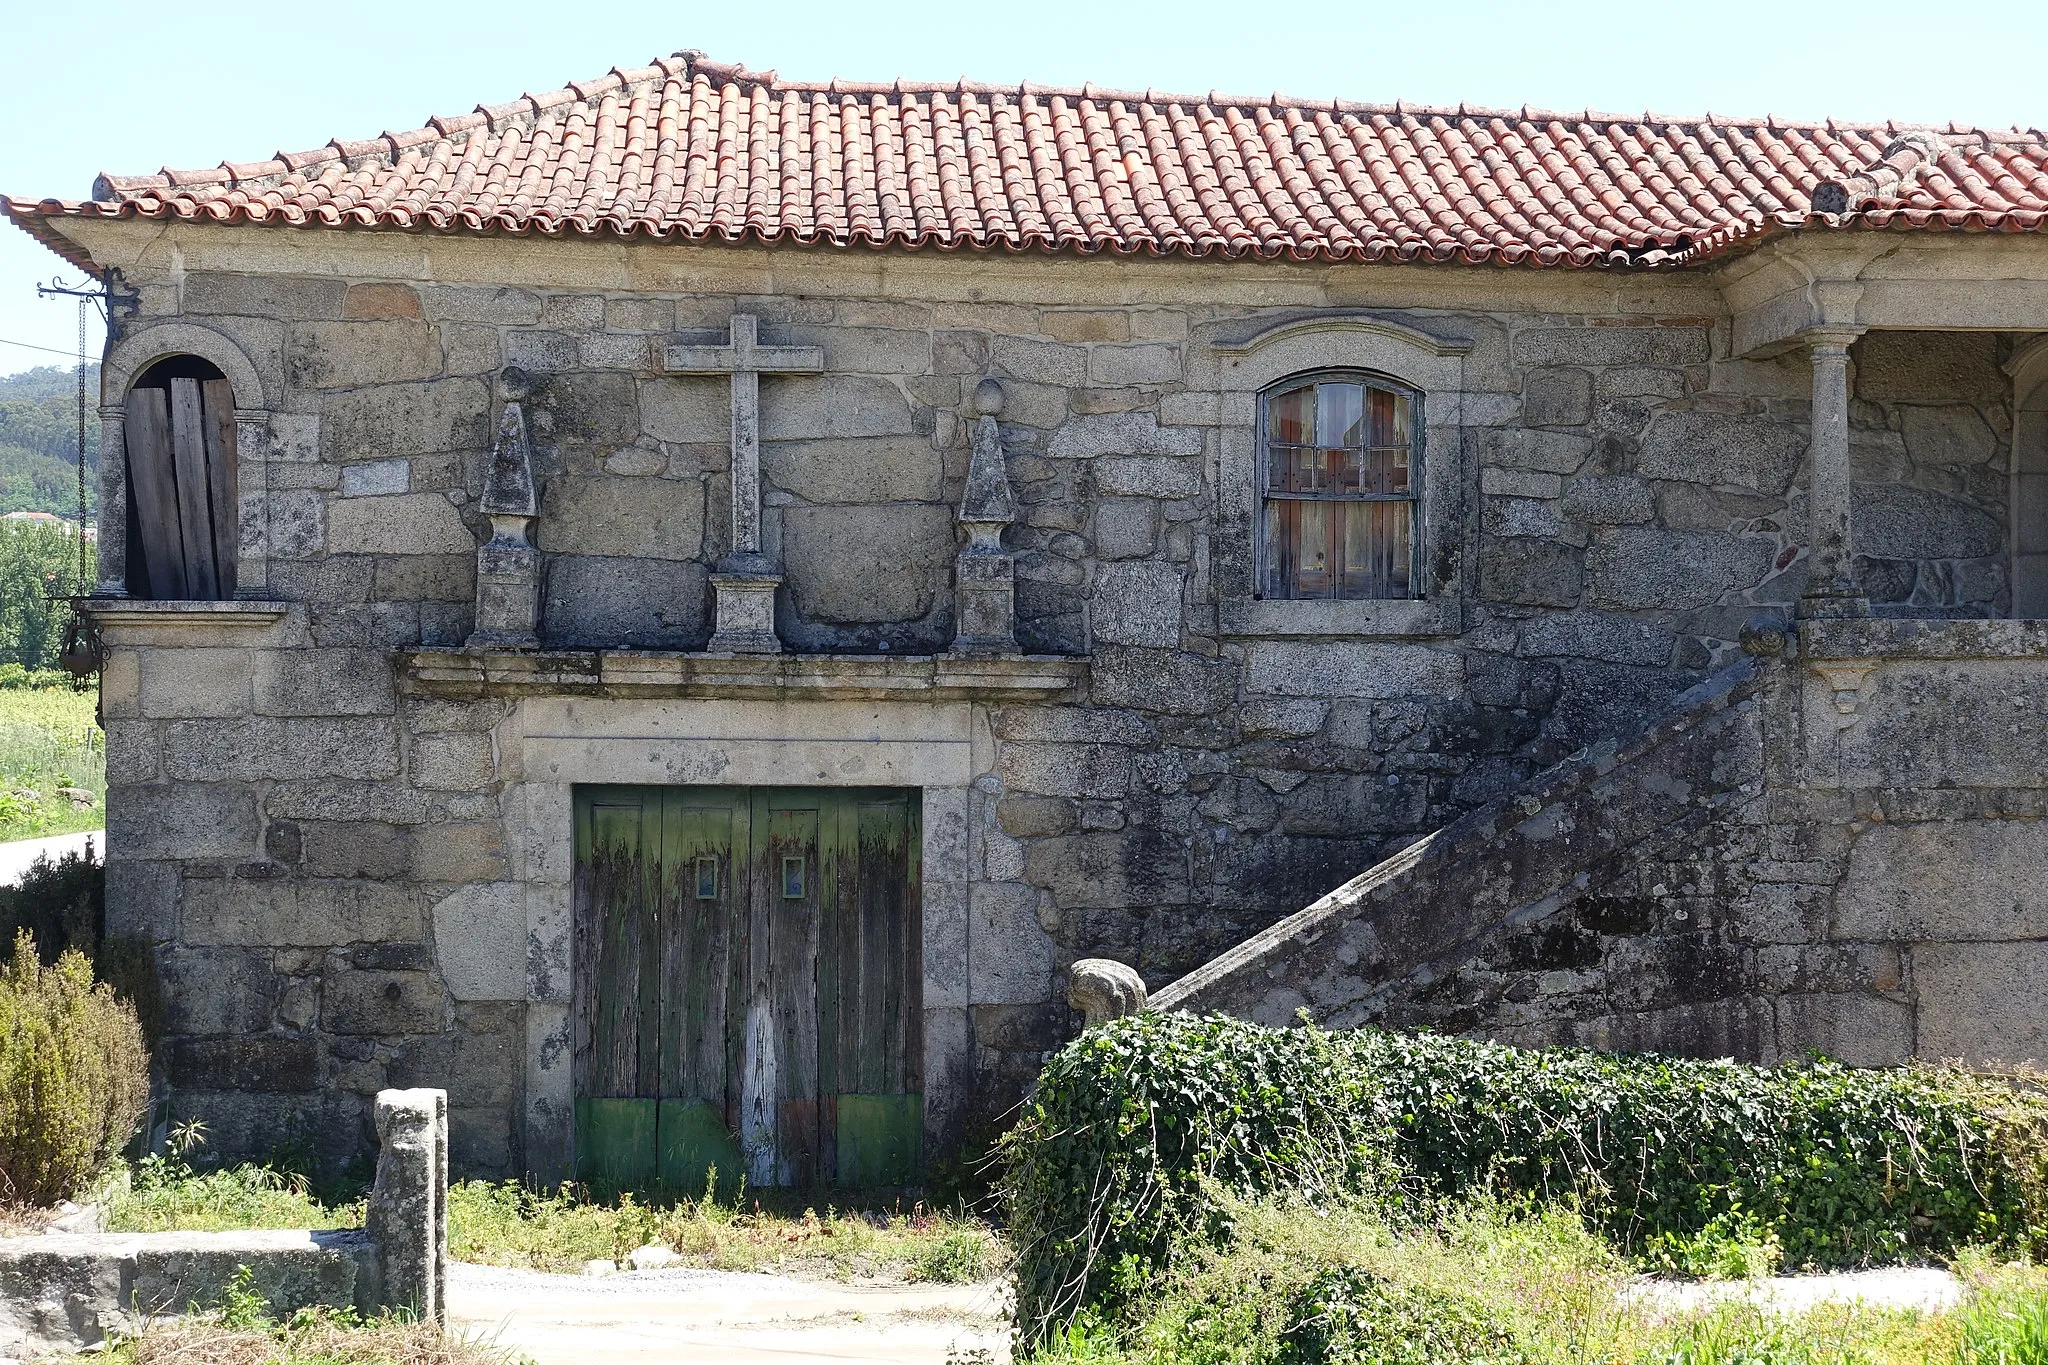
[0,367,100,521]
[0,522,91,669]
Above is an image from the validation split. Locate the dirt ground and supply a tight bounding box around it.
[447,1262,1012,1365]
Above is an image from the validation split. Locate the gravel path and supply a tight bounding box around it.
[1626,1266,1962,1316]
[447,1262,1011,1365]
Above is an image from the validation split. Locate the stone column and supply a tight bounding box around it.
[467,402,541,648]
[950,379,1021,654]
[1799,329,1869,619]
[366,1087,448,1323]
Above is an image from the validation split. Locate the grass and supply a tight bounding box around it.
[0,683,102,841]
[1024,1195,2048,1365]
[96,1154,1004,1285]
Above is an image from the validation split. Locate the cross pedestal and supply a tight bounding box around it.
[661,315,824,653]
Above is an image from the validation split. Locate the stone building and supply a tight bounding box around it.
[6,51,2047,1182]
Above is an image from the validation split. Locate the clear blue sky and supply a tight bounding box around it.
[3,0,2044,376]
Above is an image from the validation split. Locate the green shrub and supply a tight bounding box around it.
[0,931,148,1205]
[0,845,102,965]
[1958,1281,2048,1365]
[1005,1013,2048,1342]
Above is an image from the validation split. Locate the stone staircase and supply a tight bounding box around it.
[1150,656,1771,1039]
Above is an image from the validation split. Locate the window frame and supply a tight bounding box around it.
[1254,369,1427,603]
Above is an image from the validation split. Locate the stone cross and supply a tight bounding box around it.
[662,315,824,652]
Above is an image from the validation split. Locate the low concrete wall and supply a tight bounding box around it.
[0,1087,447,1356]
[1155,620,2048,1070]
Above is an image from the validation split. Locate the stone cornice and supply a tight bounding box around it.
[82,598,288,635]
[1800,618,2048,661]
[399,647,1084,701]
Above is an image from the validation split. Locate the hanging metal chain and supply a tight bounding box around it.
[76,296,87,594]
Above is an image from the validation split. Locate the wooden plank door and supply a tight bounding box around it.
[573,785,921,1192]
[122,374,238,600]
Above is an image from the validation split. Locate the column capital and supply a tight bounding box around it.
[1797,326,1866,353]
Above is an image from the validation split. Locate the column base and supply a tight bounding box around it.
[707,570,784,654]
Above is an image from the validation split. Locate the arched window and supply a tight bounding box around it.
[123,357,237,599]
[1259,372,1421,600]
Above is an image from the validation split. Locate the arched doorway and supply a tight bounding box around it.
[123,356,237,600]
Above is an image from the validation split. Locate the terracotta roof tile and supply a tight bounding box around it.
[9,50,2048,276]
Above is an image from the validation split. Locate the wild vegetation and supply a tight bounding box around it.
[0,932,148,1205]
[1005,1012,2048,1351]
[0,679,104,839]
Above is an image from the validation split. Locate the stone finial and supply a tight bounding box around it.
[1068,958,1148,1027]
[1812,130,1950,214]
[365,1087,448,1324]
[468,400,542,649]
[480,402,537,519]
[950,381,1021,655]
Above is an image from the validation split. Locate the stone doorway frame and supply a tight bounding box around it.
[499,694,978,1181]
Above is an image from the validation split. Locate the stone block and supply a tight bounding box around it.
[604,444,668,477]
[375,555,476,603]
[780,324,932,374]
[1519,613,1676,666]
[580,332,653,369]
[1130,309,1188,340]
[1837,820,2048,942]
[1157,391,1220,426]
[1048,411,1205,459]
[992,335,1087,386]
[968,883,1056,1004]
[764,436,943,504]
[1597,366,1688,400]
[1023,829,1191,909]
[1523,368,1592,426]
[1245,641,1462,698]
[322,379,492,460]
[411,822,508,884]
[605,297,675,332]
[1852,484,2001,559]
[288,321,442,389]
[1090,647,1236,715]
[340,460,411,497]
[431,883,527,1002]
[1772,993,1913,1067]
[170,1037,320,1093]
[1481,468,1562,499]
[998,743,1133,799]
[541,556,709,648]
[995,795,1074,837]
[1088,343,1183,386]
[1095,498,1159,559]
[343,283,422,319]
[1561,475,1655,525]
[1239,698,1330,739]
[1095,455,1202,498]
[1478,533,1583,607]
[411,733,496,791]
[184,272,347,320]
[1276,773,1429,836]
[109,783,260,860]
[138,649,252,719]
[325,971,448,1036]
[388,1011,520,1105]
[503,330,579,371]
[254,650,396,717]
[301,822,412,880]
[1040,310,1130,342]
[537,476,705,561]
[104,858,177,941]
[267,490,327,558]
[992,707,1154,745]
[759,376,913,439]
[1912,940,2048,1067]
[1481,427,1592,474]
[419,285,542,324]
[1586,529,1774,610]
[539,294,605,330]
[159,948,278,1035]
[1855,332,2005,402]
[1483,496,1565,539]
[163,718,401,782]
[1636,411,1806,495]
[782,504,952,624]
[1091,561,1183,647]
[1513,325,1710,368]
[183,879,424,949]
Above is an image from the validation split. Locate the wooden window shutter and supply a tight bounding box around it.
[123,369,238,599]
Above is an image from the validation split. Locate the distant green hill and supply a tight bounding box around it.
[0,366,99,520]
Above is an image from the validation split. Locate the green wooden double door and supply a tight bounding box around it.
[572,786,923,1191]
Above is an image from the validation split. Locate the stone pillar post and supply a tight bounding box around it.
[1799,330,1869,619]
[950,378,1021,655]
[366,1087,448,1323]
[468,402,541,648]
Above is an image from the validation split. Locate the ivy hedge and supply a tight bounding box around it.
[1004,1012,2048,1342]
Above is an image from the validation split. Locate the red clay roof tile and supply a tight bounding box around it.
[8,51,2048,277]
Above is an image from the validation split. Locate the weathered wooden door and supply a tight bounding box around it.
[572,786,922,1190]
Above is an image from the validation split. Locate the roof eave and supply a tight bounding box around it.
[0,198,106,278]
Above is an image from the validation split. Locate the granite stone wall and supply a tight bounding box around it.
[89,236,2030,1171]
